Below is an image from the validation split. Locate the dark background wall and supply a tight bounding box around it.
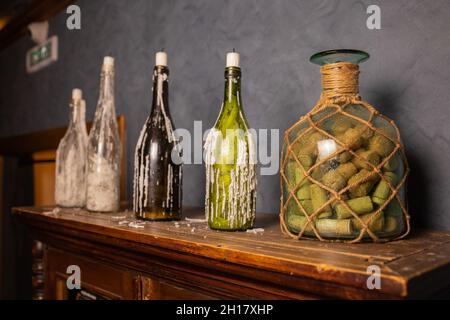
[1,0,449,230]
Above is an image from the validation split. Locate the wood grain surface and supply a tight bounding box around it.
[14,206,450,299]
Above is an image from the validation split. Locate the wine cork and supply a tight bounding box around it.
[383,156,399,171]
[372,172,398,205]
[355,124,374,142]
[369,133,395,157]
[311,167,324,181]
[348,169,379,198]
[352,149,381,170]
[335,196,374,219]
[336,162,358,181]
[331,116,354,135]
[322,170,346,191]
[383,216,398,233]
[352,212,385,232]
[338,127,364,150]
[316,219,353,236]
[294,167,310,188]
[286,200,299,216]
[297,131,324,157]
[338,151,352,163]
[299,199,314,215]
[285,161,297,185]
[310,184,332,218]
[385,198,403,217]
[287,214,314,234]
[296,184,311,200]
[297,154,313,169]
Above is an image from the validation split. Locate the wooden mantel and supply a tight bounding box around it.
[13,206,450,299]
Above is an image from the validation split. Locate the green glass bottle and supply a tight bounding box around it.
[204,50,256,231]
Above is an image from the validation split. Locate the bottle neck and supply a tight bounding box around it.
[223,67,242,107]
[99,69,114,105]
[151,66,169,114]
[70,100,83,125]
[320,62,359,99]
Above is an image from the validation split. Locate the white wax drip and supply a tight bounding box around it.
[132,71,182,215]
[204,128,256,228]
[86,154,119,212]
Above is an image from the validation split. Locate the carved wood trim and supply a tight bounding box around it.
[31,240,44,300]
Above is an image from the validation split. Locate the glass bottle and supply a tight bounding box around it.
[204,51,257,231]
[86,56,121,212]
[281,49,409,242]
[79,99,89,146]
[55,89,87,207]
[134,51,182,220]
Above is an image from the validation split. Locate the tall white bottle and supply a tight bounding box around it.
[55,89,88,207]
[86,56,121,212]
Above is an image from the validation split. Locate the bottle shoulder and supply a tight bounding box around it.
[214,105,250,131]
[56,130,86,159]
[138,110,177,139]
[88,115,120,141]
[136,122,176,151]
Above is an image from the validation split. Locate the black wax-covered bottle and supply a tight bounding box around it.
[133,51,182,220]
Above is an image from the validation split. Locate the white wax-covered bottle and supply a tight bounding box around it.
[86,56,121,212]
[55,88,88,207]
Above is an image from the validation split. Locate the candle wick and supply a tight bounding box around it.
[232,48,236,53]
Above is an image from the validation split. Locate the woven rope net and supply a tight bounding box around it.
[280,62,410,243]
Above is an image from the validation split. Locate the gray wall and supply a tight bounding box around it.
[1,0,449,230]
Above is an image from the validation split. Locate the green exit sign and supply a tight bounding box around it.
[26,36,58,73]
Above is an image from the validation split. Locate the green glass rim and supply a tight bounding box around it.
[310,49,370,66]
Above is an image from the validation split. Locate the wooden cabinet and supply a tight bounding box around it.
[14,206,450,299]
[45,247,216,300]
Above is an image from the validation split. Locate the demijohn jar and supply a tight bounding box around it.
[280,49,410,242]
[204,51,256,231]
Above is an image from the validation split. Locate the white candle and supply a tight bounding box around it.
[226,51,240,67]
[72,88,82,100]
[103,56,114,67]
[317,139,337,160]
[102,56,114,72]
[156,51,168,66]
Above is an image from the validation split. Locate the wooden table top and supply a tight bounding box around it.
[13,206,450,299]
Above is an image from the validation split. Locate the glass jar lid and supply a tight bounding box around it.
[310,49,369,66]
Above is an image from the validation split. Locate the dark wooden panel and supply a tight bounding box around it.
[13,206,450,299]
[45,247,136,300]
[0,158,34,299]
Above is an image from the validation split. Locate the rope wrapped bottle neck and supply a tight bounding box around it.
[320,62,360,99]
